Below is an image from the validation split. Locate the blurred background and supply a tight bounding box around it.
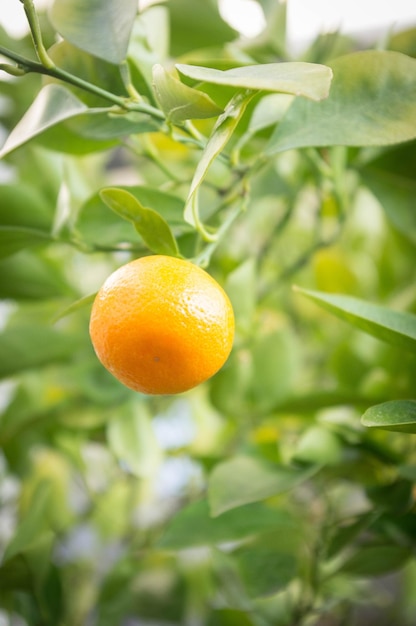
[1,1,416,625]
[2,0,416,45]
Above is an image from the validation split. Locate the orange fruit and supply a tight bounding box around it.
[89,255,235,395]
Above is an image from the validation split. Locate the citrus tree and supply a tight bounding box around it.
[1,1,416,624]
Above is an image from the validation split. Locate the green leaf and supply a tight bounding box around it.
[0,227,52,259]
[0,382,69,443]
[126,15,162,94]
[107,404,161,478]
[326,512,379,559]
[267,50,416,153]
[0,183,54,231]
[225,258,257,334]
[167,0,237,57]
[158,499,296,549]
[208,456,319,516]
[0,554,32,592]
[52,293,97,324]
[293,425,343,465]
[0,325,75,379]
[26,118,116,155]
[358,139,416,183]
[207,609,256,626]
[0,252,73,300]
[95,560,136,624]
[339,545,410,577]
[276,389,377,413]
[367,479,413,514]
[249,328,298,412]
[100,188,180,256]
[152,64,223,123]
[389,26,416,57]
[67,110,159,140]
[50,0,138,64]
[184,91,253,231]
[76,186,187,248]
[361,400,416,433]
[398,464,416,482]
[0,85,87,158]
[38,565,64,624]
[235,542,298,597]
[294,287,416,353]
[3,482,52,562]
[36,109,158,155]
[211,325,298,417]
[209,350,252,418]
[361,168,416,246]
[246,0,286,55]
[176,62,332,101]
[248,93,294,134]
[46,39,128,107]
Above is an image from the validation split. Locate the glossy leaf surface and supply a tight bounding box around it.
[176,62,332,100]
[295,287,416,353]
[362,400,416,433]
[152,64,223,122]
[268,51,416,153]
[100,188,180,256]
[0,85,87,157]
[50,0,138,63]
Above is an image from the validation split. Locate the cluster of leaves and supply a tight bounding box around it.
[0,0,416,625]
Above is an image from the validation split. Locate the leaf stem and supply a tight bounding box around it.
[0,45,165,121]
[305,147,333,179]
[190,194,219,244]
[119,60,143,102]
[193,202,243,267]
[330,145,349,219]
[127,136,183,183]
[21,0,55,68]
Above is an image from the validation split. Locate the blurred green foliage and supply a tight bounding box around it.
[0,1,416,625]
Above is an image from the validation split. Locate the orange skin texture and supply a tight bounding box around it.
[89,255,235,395]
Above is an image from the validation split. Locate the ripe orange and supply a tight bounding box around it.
[89,255,235,395]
